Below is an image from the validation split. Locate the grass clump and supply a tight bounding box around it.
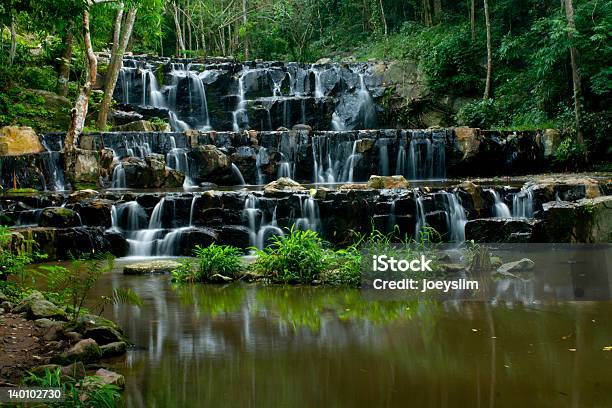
[172,244,242,283]
[25,367,122,408]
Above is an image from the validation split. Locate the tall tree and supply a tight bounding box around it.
[483,0,492,99]
[242,0,249,59]
[56,21,74,97]
[96,5,138,130]
[65,6,97,150]
[563,0,584,144]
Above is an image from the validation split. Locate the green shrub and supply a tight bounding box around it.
[252,227,329,284]
[172,244,242,283]
[25,367,122,408]
[0,226,34,281]
[554,137,587,170]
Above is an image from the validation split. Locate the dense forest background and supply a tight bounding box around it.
[0,0,610,166]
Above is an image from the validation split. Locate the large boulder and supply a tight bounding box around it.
[123,260,181,275]
[542,196,612,243]
[452,127,481,162]
[65,149,101,184]
[122,155,184,188]
[189,145,231,184]
[39,207,81,228]
[0,126,43,156]
[72,199,114,227]
[367,175,409,189]
[264,177,305,195]
[52,338,102,364]
[12,291,66,320]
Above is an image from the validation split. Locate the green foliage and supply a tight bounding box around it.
[24,367,122,408]
[172,244,242,282]
[0,225,34,280]
[41,253,115,320]
[554,137,588,170]
[252,227,328,283]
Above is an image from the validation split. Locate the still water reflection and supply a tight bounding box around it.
[90,270,612,408]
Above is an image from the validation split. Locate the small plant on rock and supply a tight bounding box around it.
[173,244,242,283]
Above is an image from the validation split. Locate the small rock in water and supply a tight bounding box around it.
[123,260,181,275]
[497,258,535,274]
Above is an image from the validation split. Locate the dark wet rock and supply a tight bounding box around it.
[542,196,612,243]
[188,145,232,184]
[39,207,81,228]
[82,326,127,346]
[216,225,251,248]
[465,218,543,243]
[109,110,143,126]
[72,199,113,227]
[52,338,102,364]
[123,260,181,275]
[122,155,185,188]
[100,341,128,358]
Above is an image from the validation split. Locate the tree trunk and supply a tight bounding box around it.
[96,7,138,130]
[379,0,388,36]
[172,1,186,57]
[9,17,16,66]
[471,0,476,41]
[65,9,97,150]
[433,0,442,23]
[242,0,250,59]
[56,21,74,97]
[483,0,493,99]
[564,0,584,144]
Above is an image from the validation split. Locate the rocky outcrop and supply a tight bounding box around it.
[188,145,231,184]
[0,126,43,156]
[465,218,543,243]
[39,207,81,228]
[121,155,185,188]
[542,196,612,243]
[264,177,305,195]
[114,120,171,132]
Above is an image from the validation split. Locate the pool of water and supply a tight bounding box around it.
[86,267,612,408]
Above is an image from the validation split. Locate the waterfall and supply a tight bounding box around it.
[39,135,66,191]
[243,195,284,250]
[189,195,199,226]
[166,136,193,187]
[312,66,325,99]
[111,163,126,189]
[344,140,360,183]
[357,73,376,129]
[232,67,248,132]
[169,111,190,132]
[377,138,392,176]
[441,192,467,243]
[187,66,211,129]
[295,195,320,232]
[231,163,246,185]
[414,191,426,241]
[387,199,397,233]
[145,69,165,108]
[487,189,511,218]
[512,187,534,218]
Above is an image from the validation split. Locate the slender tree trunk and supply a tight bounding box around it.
[56,21,74,97]
[433,0,442,23]
[9,17,16,66]
[172,1,186,57]
[379,0,388,36]
[65,9,97,150]
[242,0,250,59]
[96,8,138,130]
[483,0,493,99]
[471,0,476,41]
[564,0,584,144]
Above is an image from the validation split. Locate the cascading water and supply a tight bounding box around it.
[243,195,284,250]
[512,187,534,218]
[232,67,248,132]
[231,164,246,185]
[487,189,511,218]
[376,138,392,176]
[111,163,126,189]
[441,192,467,243]
[39,135,66,191]
[165,136,193,187]
[295,195,320,232]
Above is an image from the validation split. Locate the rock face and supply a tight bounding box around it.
[542,196,612,243]
[0,126,43,156]
[39,207,81,228]
[189,145,231,184]
[65,149,101,185]
[121,155,185,188]
[465,218,543,243]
